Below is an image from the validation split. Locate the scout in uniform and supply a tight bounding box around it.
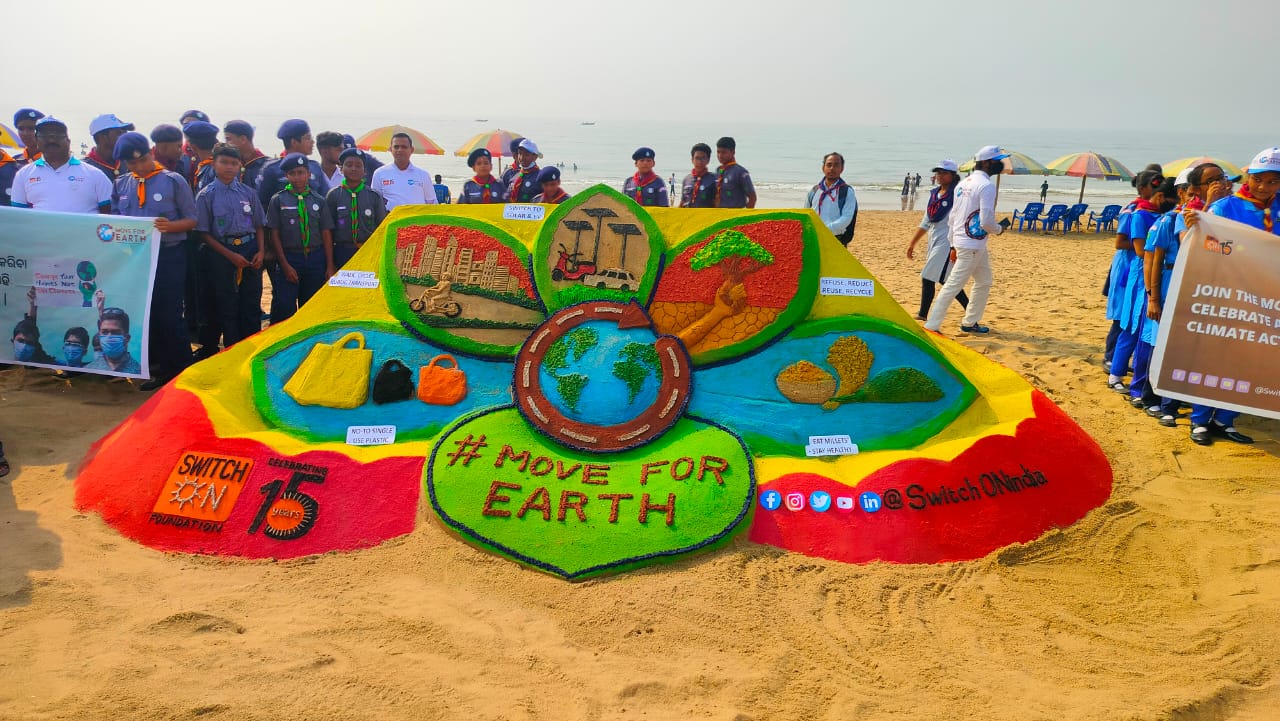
[325,147,387,269]
[111,132,199,389]
[500,139,522,186]
[266,153,335,322]
[342,134,383,182]
[622,147,669,207]
[13,108,44,166]
[458,148,507,204]
[507,138,543,203]
[223,120,268,188]
[713,136,757,209]
[10,117,113,213]
[0,146,17,207]
[531,166,569,204]
[178,109,210,165]
[180,121,219,192]
[316,131,345,190]
[257,119,330,211]
[84,113,134,180]
[150,124,185,172]
[176,120,223,358]
[680,142,717,208]
[195,143,267,348]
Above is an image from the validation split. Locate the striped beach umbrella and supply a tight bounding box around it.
[355,125,445,155]
[1163,156,1245,180]
[0,121,22,149]
[455,129,531,173]
[1046,151,1135,203]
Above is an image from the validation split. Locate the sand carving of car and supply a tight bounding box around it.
[582,268,637,291]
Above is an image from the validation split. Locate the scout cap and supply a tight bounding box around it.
[281,153,309,172]
[113,132,151,161]
[150,124,183,143]
[338,147,364,164]
[277,119,310,140]
[508,139,522,156]
[467,148,491,168]
[536,166,560,184]
[342,133,358,149]
[180,109,210,124]
[1174,167,1193,187]
[14,108,44,125]
[1247,147,1280,174]
[89,114,134,136]
[35,116,67,132]
[632,147,655,161]
[517,138,540,156]
[181,121,219,143]
[223,120,254,139]
[932,159,959,173]
[974,145,1009,162]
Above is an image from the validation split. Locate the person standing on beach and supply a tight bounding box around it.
[266,153,335,322]
[459,148,508,204]
[900,173,911,210]
[501,139,522,187]
[907,160,968,320]
[223,120,268,188]
[370,133,437,210]
[326,148,386,269]
[680,143,717,208]
[10,117,113,213]
[924,145,1010,335]
[1105,167,1164,393]
[84,114,134,180]
[713,137,755,209]
[507,139,543,204]
[316,132,345,191]
[179,121,219,192]
[532,166,570,204]
[13,108,44,166]
[256,119,330,211]
[623,147,668,207]
[1040,180,1049,203]
[150,124,185,173]
[804,152,857,245]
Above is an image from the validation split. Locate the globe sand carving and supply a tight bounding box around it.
[74,184,1113,577]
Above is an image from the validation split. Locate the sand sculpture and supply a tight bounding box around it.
[75,185,1112,578]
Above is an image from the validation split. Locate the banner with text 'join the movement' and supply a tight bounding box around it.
[1151,212,1280,420]
[0,206,159,379]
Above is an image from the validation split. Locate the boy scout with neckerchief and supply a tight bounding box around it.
[266,153,335,323]
[325,147,387,269]
[196,143,267,348]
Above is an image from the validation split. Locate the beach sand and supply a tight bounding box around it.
[2,211,1278,721]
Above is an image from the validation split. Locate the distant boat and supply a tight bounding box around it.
[581,121,595,126]
[475,119,488,122]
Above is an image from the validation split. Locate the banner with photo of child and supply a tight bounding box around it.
[1151,212,1280,420]
[0,206,159,379]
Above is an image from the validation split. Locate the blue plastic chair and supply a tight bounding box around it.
[1086,205,1123,234]
[1012,202,1044,232]
[1061,203,1089,233]
[1040,204,1069,233]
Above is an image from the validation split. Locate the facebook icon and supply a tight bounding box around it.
[859,491,882,513]
[759,490,783,511]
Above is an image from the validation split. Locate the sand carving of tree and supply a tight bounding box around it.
[689,229,775,309]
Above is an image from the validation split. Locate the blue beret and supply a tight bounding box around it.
[467,148,491,167]
[536,166,561,185]
[276,118,310,140]
[35,116,67,131]
[508,139,522,155]
[182,121,219,141]
[632,147,655,161]
[338,147,364,164]
[223,120,254,138]
[150,124,183,143]
[14,108,44,125]
[113,132,152,162]
[281,153,309,173]
[342,133,357,149]
[180,109,209,124]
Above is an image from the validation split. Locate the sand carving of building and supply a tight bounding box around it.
[397,234,523,296]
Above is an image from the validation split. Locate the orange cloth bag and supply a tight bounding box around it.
[417,354,467,405]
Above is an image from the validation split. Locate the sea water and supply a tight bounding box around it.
[44,109,1270,213]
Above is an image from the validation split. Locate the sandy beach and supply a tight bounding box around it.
[1,210,1277,721]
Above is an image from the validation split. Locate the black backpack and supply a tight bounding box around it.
[372,359,414,404]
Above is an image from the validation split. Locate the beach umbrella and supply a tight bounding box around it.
[959,150,1051,201]
[1163,156,1245,180]
[0,121,22,148]
[1045,151,1135,204]
[455,129,530,173]
[355,125,444,154]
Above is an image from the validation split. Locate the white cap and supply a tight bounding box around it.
[1247,146,1280,174]
[89,113,133,136]
[974,145,1009,162]
[1174,168,1193,186]
[517,138,541,156]
[932,159,959,173]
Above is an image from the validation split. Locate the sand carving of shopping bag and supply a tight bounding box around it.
[417,354,467,406]
[283,331,374,409]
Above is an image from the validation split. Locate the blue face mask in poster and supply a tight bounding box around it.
[64,343,86,365]
[100,335,127,360]
[13,340,35,362]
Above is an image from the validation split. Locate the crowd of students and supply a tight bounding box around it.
[1100,148,1280,446]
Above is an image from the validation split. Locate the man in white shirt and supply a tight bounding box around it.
[924,145,1009,334]
[803,151,857,245]
[9,117,113,213]
[370,132,437,210]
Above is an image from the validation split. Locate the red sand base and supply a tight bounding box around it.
[748,392,1113,564]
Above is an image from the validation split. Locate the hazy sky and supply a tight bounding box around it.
[0,0,1264,133]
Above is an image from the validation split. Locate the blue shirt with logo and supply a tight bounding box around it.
[1207,194,1280,234]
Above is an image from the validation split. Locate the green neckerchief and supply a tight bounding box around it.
[285,183,311,251]
[343,180,366,243]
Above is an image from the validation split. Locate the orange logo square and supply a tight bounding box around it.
[152,452,255,523]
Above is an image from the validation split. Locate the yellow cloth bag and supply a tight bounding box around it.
[283,331,373,409]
